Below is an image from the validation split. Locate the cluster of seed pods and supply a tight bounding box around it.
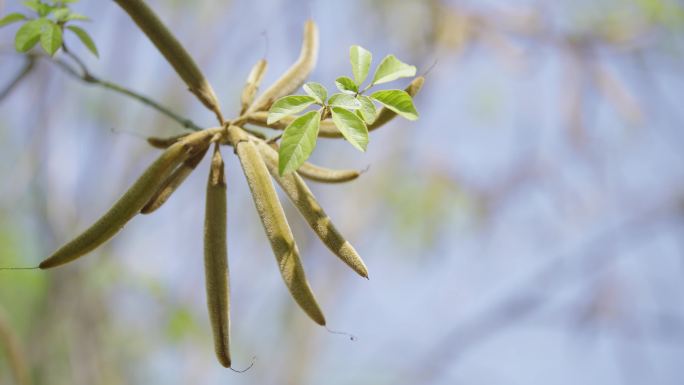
[35,0,423,368]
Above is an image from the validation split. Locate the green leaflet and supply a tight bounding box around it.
[14,18,46,52]
[370,89,419,121]
[335,76,358,94]
[0,13,26,28]
[371,54,416,85]
[279,110,321,175]
[303,82,327,104]
[331,107,368,151]
[350,45,372,85]
[267,95,317,124]
[328,93,361,109]
[357,95,377,124]
[67,25,98,57]
[40,20,62,56]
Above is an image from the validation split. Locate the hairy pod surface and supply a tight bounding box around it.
[39,132,213,269]
[240,59,268,114]
[141,145,209,214]
[146,133,190,149]
[256,141,369,278]
[203,145,231,368]
[245,76,425,138]
[266,143,360,184]
[233,134,325,325]
[246,20,319,114]
[114,0,223,120]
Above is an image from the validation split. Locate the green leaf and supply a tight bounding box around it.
[331,107,368,152]
[303,82,327,104]
[335,76,358,94]
[371,55,417,85]
[52,7,70,21]
[14,18,47,52]
[64,13,90,22]
[0,13,27,28]
[23,1,53,17]
[267,95,317,124]
[40,20,62,56]
[350,45,372,85]
[279,110,321,175]
[328,93,361,110]
[357,95,377,124]
[66,25,98,57]
[370,89,419,121]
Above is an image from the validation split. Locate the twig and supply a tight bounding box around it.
[49,45,203,131]
[0,56,36,103]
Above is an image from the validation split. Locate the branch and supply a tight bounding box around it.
[52,45,203,132]
[0,56,36,103]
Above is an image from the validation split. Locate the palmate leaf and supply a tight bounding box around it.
[279,110,321,175]
[370,89,418,121]
[350,45,372,85]
[267,95,317,124]
[371,55,416,85]
[331,107,368,151]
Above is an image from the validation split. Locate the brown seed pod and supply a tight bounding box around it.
[240,59,268,114]
[39,131,214,269]
[245,76,425,138]
[203,144,231,368]
[140,145,209,214]
[113,0,224,122]
[245,20,319,114]
[255,140,369,278]
[229,126,325,325]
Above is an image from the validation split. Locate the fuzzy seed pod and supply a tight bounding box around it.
[141,145,209,214]
[256,140,369,278]
[240,59,268,114]
[246,20,319,114]
[245,76,425,138]
[114,0,224,122]
[232,129,325,325]
[296,161,361,184]
[39,132,213,269]
[203,145,231,368]
[146,133,190,149]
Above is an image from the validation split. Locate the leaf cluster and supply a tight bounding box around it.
[0,0,97,57]
[267,45,419,175]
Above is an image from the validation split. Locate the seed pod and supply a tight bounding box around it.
[39,132,213,269]
[245,76,425,138]
[231,127,325,325]
[0,307,31,385]
[246,20,319,114]
[240,59,268,114]
[146,133,190,149]
[256,140,369,278]
[141,145,209,214]
[267,143,360,184]
[113,0,224,122]
[203,145,231,368]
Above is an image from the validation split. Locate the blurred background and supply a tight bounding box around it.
[1,0,684,384]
